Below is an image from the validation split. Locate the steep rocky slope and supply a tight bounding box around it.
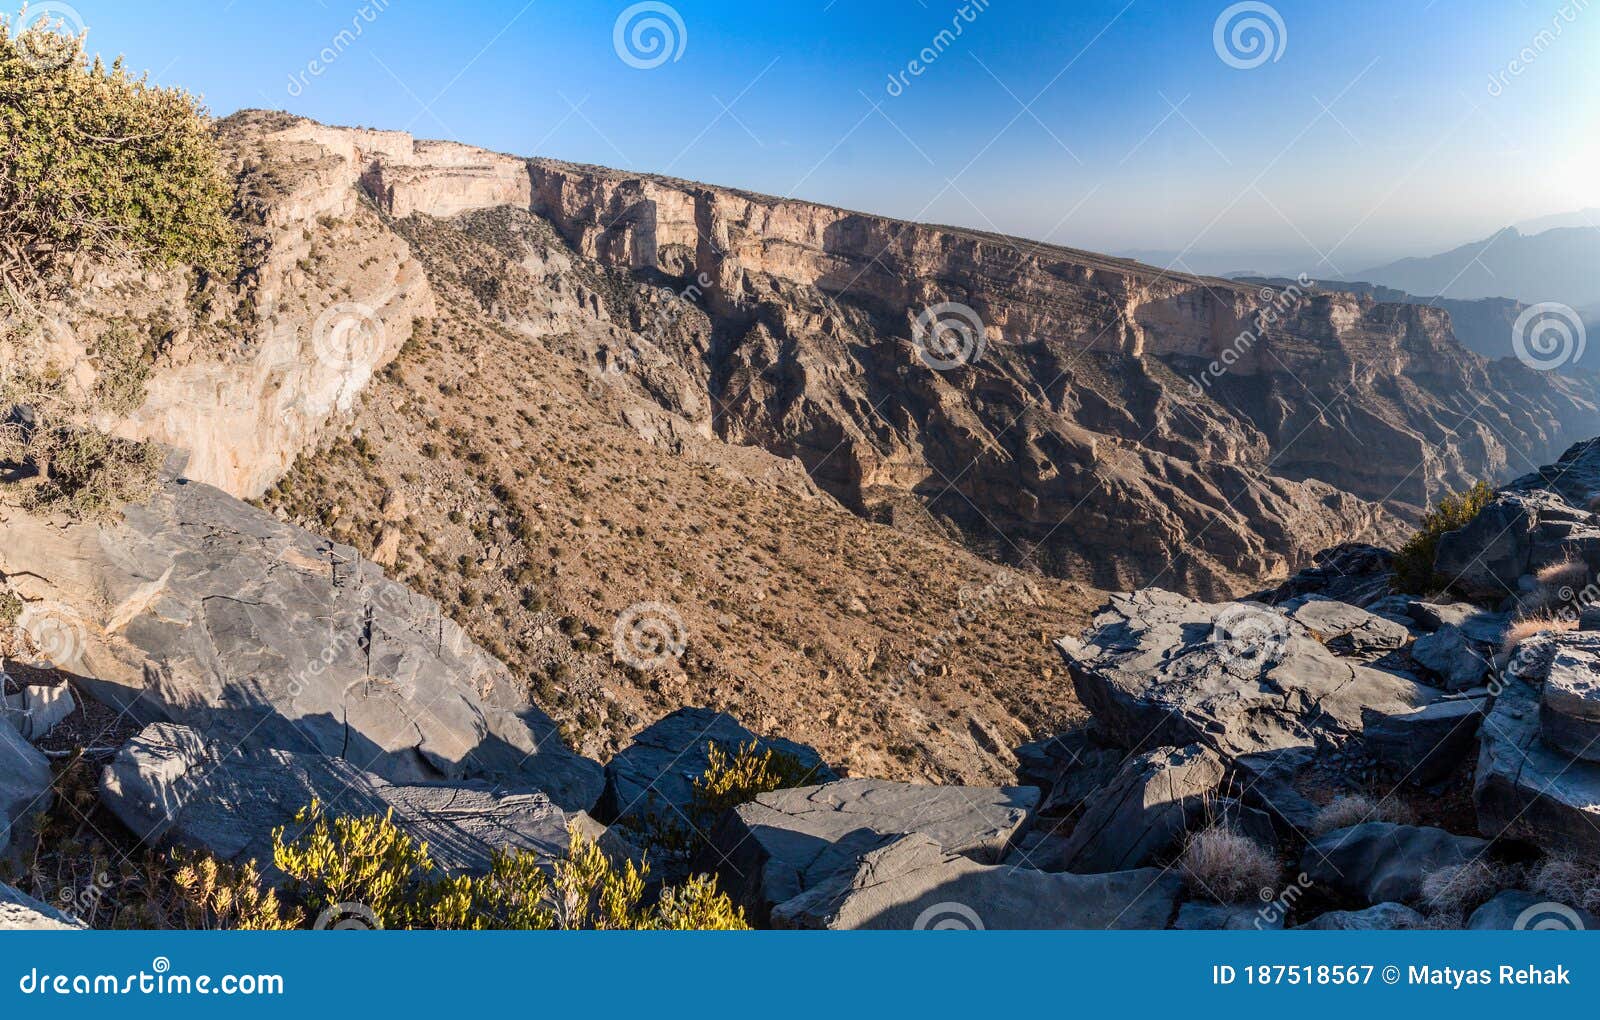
[519,156,1600,595]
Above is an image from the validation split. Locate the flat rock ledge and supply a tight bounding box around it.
[1057,589,1439,759]
[0,476,603,812]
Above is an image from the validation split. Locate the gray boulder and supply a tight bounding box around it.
[1175,901,1281,930]
[1058,589,1439,757]
[1288,597,1411,656]
[101,722,575,876]
[0,476,602,811]
[1476,672,1600,856]
[1407,602,1510,646]
[1302,822,1489,905]
[771,834,1182,930]
[1042,744,1224,873]
[1363,696,1485,785]
[1467,890,1598,930]
[700,778,1038,923]
[1,683,75,741]
[1434,485,1600,602]
[1539,633,1600,763]
[1295,903,1426,930]
[596,707,834,831]
[0,882,85,930]
[1409,626,1491,690]
[0,717,52,854]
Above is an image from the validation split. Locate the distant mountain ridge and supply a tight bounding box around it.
[1350,222,1600,310]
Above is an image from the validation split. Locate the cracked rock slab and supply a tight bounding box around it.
[101,722,575,877]
[1475,671,1600,856]
[698,778,1038,924]
[1362,696,1485,785]
[771,834,1181,930]
[1057,589,1439,758]
[1539,633,1600,762]
[1287,597,1411,656]
[0,717,52,855]
[0,477,602,811]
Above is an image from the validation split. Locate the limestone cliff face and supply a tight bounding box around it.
[515,157,1600,594]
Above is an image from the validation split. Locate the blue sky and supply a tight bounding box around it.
[44,0,1600,272]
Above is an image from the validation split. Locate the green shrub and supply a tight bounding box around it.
[0,10,237,299]
[1392,481,1495,595]
[626,740,819,863]
[267,800,748,930]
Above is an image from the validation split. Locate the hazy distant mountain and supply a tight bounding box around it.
[1113,248,1335,280]
[1350,222,1600,309]
[1514,208,1600,235]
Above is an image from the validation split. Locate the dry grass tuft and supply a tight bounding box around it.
[1420,859,1518,918]
[1308,794,1411,837]
[1528,854,1600,914]
[1179,825,1280,904]
[1535,558,1591,591]
[1502,612,1579,655]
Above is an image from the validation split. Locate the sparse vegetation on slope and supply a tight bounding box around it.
[261,207,1099,782]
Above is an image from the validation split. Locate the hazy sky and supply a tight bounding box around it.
[54,0,1600,273]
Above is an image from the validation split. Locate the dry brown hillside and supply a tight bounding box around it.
[258,203,1099,783]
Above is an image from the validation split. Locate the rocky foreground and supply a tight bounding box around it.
[8,439,1600,929]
